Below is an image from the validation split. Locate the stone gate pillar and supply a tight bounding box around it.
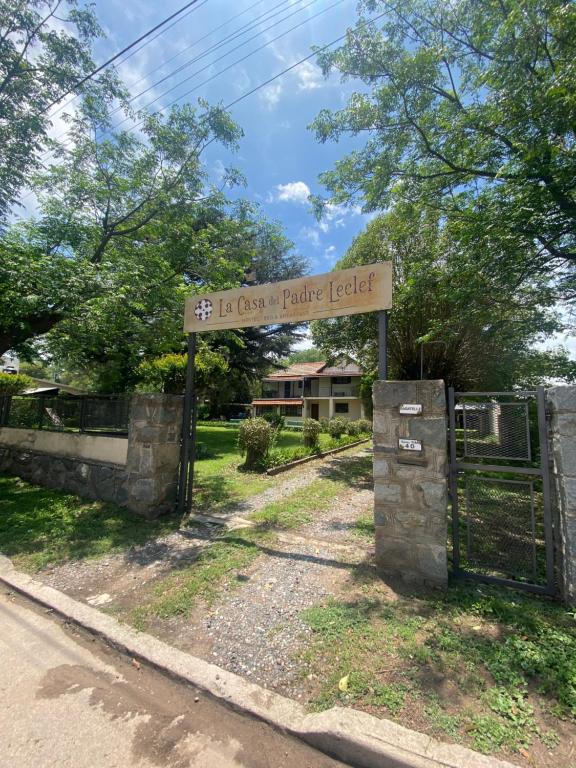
[373,380,448,586]
[125,394,183,519]
[547,386,576,606]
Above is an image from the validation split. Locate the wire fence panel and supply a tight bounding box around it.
[0,394,130,435]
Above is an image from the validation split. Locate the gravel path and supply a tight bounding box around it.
[41,445,371,607]
[183,450,375,694]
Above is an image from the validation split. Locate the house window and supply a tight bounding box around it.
[281,405,302,417]
[284,381,291,397]
[297,380,302,388]
[332,376,351,384]
[335,403,349,414]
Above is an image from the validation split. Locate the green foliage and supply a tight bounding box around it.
[328,417,347,439]
[237,417,273,470]
[0,476,178,571]
[287,347,323,364]
[357,419,372,434]
[301,583,576,757]
[303,417,322,448]
[0,0,123,220]
[0,372,33,395]
[262,412,285,430]
[312,0,576,301]
[136,349,228,395]
[312,205,570,389]
[346,420,361,437]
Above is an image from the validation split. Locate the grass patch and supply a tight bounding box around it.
[132,527,271,626]
[249,476,348,530]
[351,514,375,540]
[300,582,576,760]
[0,476,179,571]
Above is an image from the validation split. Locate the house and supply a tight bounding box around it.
[251,360,366,423]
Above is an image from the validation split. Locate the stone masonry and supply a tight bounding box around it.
[125,394,184,519]
[0,393,184,519]
[547,385,576,606]
[373,380,448,586]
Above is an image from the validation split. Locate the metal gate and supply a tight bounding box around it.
[448,388,555,595]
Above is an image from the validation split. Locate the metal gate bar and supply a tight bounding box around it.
[448,387,555,595]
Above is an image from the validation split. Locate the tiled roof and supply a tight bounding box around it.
[265,360,363,378]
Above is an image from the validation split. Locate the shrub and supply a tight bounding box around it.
[302,418,321,448]
[357,419,372,434]
[262,412,285,430]
[328,417,347,439]
[238,417,272,470]
[0,372,34,396]
[346,420,361,437]
[319,417,330,432]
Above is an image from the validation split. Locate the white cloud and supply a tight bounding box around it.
[259,81,283,109]
[324,245,336,259]
[275,180,311,204]
[300,226,321,248]
[296,60,324,91]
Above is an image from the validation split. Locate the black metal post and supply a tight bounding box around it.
[537,387,555,595]
[378,310,388,380]
[448,387,461,576]
[178,333,197,516]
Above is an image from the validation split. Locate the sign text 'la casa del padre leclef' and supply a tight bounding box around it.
[184,262,392,332]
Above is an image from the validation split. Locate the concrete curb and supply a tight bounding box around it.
[0,555,515,768]
[265,438,371,475]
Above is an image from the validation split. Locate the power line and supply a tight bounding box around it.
[15,8,385,216]
[41,0,296,155]
[112,0,343,135]
[44,0,206,113]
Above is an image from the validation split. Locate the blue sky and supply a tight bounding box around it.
[82,0,371,274]
[19,0,575,357]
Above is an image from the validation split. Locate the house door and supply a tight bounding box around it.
[311,403,319,420]
[284,381,291,397]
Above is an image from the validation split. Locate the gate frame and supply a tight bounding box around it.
[448,387,555,596]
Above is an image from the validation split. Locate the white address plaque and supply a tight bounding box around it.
[399,403,422,415]
[398,438,423,452]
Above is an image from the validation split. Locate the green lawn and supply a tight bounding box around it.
[0,476,180,571]
[301,577,576,762]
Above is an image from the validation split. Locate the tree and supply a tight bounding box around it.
[0,0,121,220]
[0,100,244,360]
[287,347,323,364]
[311,203,575,390]
[311,0,576,301]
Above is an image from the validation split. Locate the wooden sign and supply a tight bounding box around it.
[184,262,392,332]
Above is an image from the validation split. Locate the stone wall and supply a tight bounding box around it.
[0,447,126,505]
[547,386,576,606]
[125,394,183,519]
[373,380,448,586]
[0,394,184,519]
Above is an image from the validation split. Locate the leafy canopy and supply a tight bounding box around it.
[312,0,576,300]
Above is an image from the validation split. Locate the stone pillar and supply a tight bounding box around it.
[329,398,335,419]
[547,386,576,606]
[125,394,183,519]
[373,380,448,586]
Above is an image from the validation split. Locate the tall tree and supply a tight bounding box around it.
[0,101,244,359]
[0,0,121,219]
[311,203,575,390]
[311,0,576,301]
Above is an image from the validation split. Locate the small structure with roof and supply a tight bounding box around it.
[251,359,365,423]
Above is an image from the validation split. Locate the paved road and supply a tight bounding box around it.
[0,591,349,768]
